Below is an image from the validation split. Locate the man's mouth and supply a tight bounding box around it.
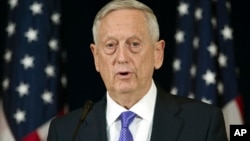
[117,71,131,79]
[119,72,129,75]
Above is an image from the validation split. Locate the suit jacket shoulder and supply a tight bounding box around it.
[150,84,228,141]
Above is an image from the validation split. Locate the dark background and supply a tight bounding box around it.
[1,0,249,123]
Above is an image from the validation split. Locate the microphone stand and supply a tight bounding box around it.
[71,100,94,141]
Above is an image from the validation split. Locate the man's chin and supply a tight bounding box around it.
[115,85,136,94]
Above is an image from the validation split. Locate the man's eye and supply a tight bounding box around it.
[106,43,114,48]
[104,42,116,55]
[131,42,139,47]
[128,41,141,53]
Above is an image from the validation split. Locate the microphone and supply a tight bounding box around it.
[71,100,94,141]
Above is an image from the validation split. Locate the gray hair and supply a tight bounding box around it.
[92,0,160,43]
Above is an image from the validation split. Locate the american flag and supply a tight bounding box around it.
[0,0,67,140]
[171,0,244,137]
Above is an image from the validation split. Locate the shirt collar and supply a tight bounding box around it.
[106,80,157,126]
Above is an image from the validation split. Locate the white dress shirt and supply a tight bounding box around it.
[106,80,157,141]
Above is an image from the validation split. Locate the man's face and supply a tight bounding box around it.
[90,9,164,98]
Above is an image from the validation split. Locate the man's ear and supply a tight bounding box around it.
[90,43,100,72]
[154,40,165,70]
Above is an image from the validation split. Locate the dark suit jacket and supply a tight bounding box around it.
[47,85,228,141]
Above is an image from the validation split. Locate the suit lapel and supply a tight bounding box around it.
[150,86,184,141]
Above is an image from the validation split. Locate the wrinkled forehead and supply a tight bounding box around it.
[96,9,150,40]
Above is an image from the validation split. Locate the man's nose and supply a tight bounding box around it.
[116,45,129,64]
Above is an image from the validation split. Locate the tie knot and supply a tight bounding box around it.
[119,111,136,128]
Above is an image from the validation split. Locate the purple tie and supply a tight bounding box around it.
[118,111,136,141]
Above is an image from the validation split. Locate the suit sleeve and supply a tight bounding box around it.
[206,108,228,141]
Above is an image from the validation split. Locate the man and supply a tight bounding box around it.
[47,0,228,141]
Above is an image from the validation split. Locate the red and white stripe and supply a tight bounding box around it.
[222,95,244,139]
